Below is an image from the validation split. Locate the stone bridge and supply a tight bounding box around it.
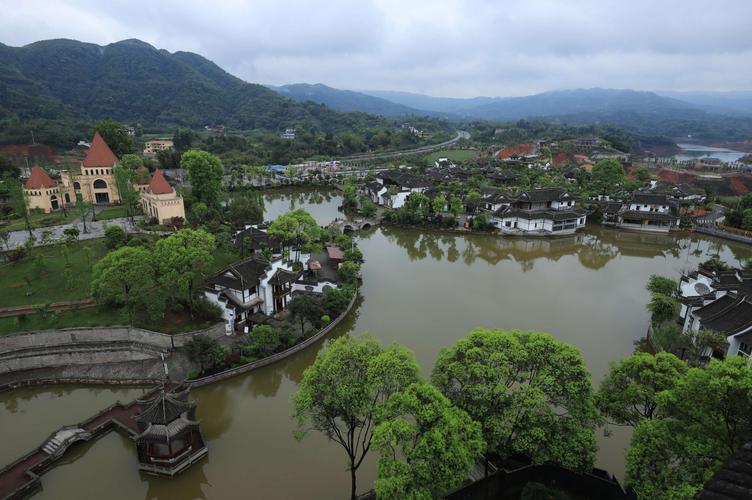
[331,218,378,232]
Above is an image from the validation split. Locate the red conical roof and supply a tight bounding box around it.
[24,165,56,189]
[83,132,119,167]
[149,169,173,195]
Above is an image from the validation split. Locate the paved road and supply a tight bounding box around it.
[338,130,470,162]
[3,215,144,250]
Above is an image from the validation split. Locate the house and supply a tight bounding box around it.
[679,267,752,363]
[496,144,539,162]
[326,244,344,265]
[280,128,296,139]
[234,225,282,256]
[602,193,680,233]
[488,188,587,236]
[434,157,455,169]
[143,140,174,156]
[203,253,339,332]
[25,133,186,222]
[366,169,429,209]
[480,188,512,212]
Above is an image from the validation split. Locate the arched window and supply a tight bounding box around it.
[73,181,81,190]
[93,179,107,189]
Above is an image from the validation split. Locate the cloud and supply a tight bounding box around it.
[2,0,751,96]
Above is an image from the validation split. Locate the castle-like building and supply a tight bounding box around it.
[23,132,185,224]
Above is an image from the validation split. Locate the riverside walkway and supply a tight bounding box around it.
[0,384,170,500]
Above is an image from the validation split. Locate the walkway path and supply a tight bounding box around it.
[0,384,171,499]
[4,215,144,251]
[0,299,96,318]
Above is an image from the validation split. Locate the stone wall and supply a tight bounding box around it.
[0,324,224,390]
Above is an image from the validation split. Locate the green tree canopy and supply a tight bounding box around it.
[431,328,599,472]
[597,352,687,427]
[372,382,485,500]
[626,356,752,499]
[292,336,420,499]
[90,120,135,157]
[185,334,225,374]
[182,150,224,207]
[646,275,677,297]
[268,209,321,260]
[591,159,625,195]
[288,294,323,336]
[153,228,215,304]
[104,224,127,249]
[90,246,155,324]
[245,324,282,358]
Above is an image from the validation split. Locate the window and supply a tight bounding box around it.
[93,179,107,189]
[740,342,751,356]
[73,181,81,190]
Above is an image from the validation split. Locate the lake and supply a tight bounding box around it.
[673,143,747,163]
[2,190,751,499]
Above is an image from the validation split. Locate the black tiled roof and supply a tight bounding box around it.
[632,193,671,205]
[377,170,428,189]
[206,256,271,290]
[620,210,678,222]
[697,442,752,499]
[514,188,576,203]
[696,293,752,335]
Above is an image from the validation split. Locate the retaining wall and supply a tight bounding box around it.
[190,292,358,387]
[694,226,752,245]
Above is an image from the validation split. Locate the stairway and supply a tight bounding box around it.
[42,427,88,456]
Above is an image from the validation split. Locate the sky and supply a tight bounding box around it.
[2,0,752,98]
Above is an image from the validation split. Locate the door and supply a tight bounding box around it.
[95,192,110,204]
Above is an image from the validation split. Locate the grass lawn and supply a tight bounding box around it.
[1,210,78,232]
[95,206,130,220]
[0,239,109,308]
[423,149,479,164]
[718,196,741,208]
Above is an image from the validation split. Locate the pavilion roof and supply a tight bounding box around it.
[149,169,173,194]
[24,165,56,189]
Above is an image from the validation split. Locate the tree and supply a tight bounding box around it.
[184,334,226,374]
[591,159,625,195]
[119,153,143,171]
[7,175,33,238]
[646,274,677,297]
[432,194,447,215]
[449,195,462,217]
[597,352,687,427]
[465,191,481,214]
[288,294,323,336]
[225,191,263,227]
[268,209,321,261]
[153,229,215,305]
[173,128,194,151]
[292,336,420,499]
[647,294,679,324]
[626,356,752,498]
[359,195,376,218]
[113,165,140,222]
[339,261,360,284]
[182,150,224,207]
[635,165,651,182]
[372,382,485,499]
[90,246,155,324]
[75,193,92,233]
[342,179,358,210]
[432,328,599,472]
[245,324,282,358]
[323,286,353,317]
[90,120,135,157]
[104,225,127,249]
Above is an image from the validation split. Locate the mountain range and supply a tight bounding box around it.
[2,37,752,145]
[0,38,385,134]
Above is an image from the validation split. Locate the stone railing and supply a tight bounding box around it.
[0,324,224,355]
[189,291,358,388]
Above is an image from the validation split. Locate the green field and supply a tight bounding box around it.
[1,210,78,232]
[0,234,241,333]
[423,149,479,164]
[0,239,109,307]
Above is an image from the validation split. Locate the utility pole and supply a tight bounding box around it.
[30,130,35,145]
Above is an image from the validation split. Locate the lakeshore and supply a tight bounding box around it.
[2,187,751,498]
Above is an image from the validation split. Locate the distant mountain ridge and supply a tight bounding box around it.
[0,38,386,133]
[269,83,445,117]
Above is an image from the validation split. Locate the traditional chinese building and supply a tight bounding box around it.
[134,387,207,476]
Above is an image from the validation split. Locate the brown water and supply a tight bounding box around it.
[2,192,751,499]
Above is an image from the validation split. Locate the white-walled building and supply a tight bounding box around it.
[678,267,752,363]
[488,188,587,236]
[602,193,680,233]
[364,170,429,209]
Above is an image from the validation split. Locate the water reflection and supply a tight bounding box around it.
[262,188,343,225]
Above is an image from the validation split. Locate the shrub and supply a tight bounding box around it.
[6,246,28,262]
[104,225,127,249]
[321,314,331,325]
[190,297,223,323]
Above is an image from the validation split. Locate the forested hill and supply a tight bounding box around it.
[0,38,392,140]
